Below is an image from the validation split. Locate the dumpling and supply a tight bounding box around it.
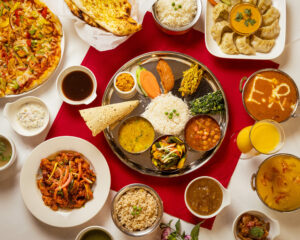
[263,6,280,26]
[231,0,242,6]
[243,0,258,5]
[220,32,239,55]
[257,0,272,14]
[213,3,229,22]
[259,19,280,39]
[251,35,275,53]
[236,36,256,55]
[211,21,232,44]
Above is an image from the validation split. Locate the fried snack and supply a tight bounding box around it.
[156,59,174,94]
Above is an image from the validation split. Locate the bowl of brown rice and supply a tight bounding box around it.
[111,183,163,237]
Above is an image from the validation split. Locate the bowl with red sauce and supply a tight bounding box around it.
[184,115,222,152]
[56,66,97,105]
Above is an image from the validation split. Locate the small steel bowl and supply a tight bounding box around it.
[239,68,300,123]
[0,134,17,172]
[184,114,222,152]
[75,226,114,240]
[150,135,187,171]
[152,0,202,35]
[111,183,164,237]
[117,116,156,155]
[251,153,300,212]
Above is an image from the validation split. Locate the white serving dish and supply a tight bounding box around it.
[19,136,111,227]
[56,65,97,105]
[113,71,137,99]
[3,96,50,137]
[75,226,114,240]
[232,210,280,240]
[205,0,286,60]
[184,176,231,219]
[0,134,17,172]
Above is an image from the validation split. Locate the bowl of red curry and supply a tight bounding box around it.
[240,68,299,123]
[184,115,222,152]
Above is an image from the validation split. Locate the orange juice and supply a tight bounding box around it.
[250,121,280,154]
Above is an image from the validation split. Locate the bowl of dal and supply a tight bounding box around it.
[251,153,300,212]
[118,116,155,154]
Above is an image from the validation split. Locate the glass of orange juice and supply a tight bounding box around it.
[237,120,285,159]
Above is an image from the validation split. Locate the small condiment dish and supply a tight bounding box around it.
[56,65,97,105]
[3,96,50,137]
[75,225,114,240]
[184,176,231,219]
[152,0,202,35]
[111,183,163,237]
[0,134,17,172]
[114,71,137,100]
[232,210,280,240]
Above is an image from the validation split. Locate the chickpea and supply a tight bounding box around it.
[212,139,217,143]
[214,134,220,140]
[210,130,215,136]
[205,121,211,127]
[202,135,207,140]
[203,141,208,145]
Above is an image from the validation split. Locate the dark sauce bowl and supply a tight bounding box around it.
[75,226,113,240]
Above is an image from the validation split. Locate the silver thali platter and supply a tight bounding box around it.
[102,51,229,177]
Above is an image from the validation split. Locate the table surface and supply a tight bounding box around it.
[1,1,300,239]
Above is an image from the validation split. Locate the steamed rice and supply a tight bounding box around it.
[142,93,191,135]
[156,0,197,28]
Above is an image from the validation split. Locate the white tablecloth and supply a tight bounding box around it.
[1,1,300,239]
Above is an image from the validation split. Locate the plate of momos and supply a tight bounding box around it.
[205,0,286,59]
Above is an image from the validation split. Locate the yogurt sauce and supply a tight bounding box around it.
[17,103,47,130]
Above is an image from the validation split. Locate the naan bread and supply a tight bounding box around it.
[67,0,142,36]
[79,100,140,136]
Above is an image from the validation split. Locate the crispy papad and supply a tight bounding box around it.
[79,100,139,136]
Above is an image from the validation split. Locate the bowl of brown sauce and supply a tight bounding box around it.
[57,66,97,105]
[240,68,299,123]
[184,176,231,219]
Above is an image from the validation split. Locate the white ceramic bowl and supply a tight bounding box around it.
[56,65,97,105]
[184,176,231,219]
[3,96,50,137]
[113,71,137,99]
[75,226,114,240]
[0,134,17,172]
[232,210,280,240]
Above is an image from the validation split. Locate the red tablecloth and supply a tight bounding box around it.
[47,12,278,229]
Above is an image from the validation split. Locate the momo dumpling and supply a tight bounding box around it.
[263,6,280,26]
[259,19,280,39]
[211,21,232,44]
[220,32,239,55]
[251,35,275,53]
[213,3,229,22]
[236,36,256,55]
[243,0,258,5]
[231,0,242,6]
[257,0,272,14]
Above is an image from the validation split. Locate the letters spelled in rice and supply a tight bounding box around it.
[115,188,158,232]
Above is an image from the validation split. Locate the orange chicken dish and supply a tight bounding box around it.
[37,151,96,211]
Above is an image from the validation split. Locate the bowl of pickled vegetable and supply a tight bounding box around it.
[184,115,221,152]
[150,135,186,171]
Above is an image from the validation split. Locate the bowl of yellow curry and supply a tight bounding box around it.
[118,116,155,154]
[251,153,300,212]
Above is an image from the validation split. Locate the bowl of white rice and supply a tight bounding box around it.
[152,0,202,35]
[111,183,163,237]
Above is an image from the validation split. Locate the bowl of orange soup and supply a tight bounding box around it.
[251,154,300,212]
[240,69,299,123]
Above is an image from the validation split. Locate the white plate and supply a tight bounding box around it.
[205,0,286,60]
[20,136,111,227]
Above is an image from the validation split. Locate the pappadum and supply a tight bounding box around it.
[80,100,139,136]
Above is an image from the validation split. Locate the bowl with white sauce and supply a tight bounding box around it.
[152,0,202,35]
[3,96,50,137]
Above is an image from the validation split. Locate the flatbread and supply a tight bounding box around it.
[79,100,140,136]
[66,0,142,36]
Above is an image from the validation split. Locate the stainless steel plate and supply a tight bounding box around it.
[103,51,229,177]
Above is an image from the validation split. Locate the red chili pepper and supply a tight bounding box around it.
[26,32,30,38]
[15,9,21,26]
[41,7,47,18]
[26,39,31,47]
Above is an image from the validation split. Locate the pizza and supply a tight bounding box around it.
[0,0,62,97]
[64,0,142,36]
